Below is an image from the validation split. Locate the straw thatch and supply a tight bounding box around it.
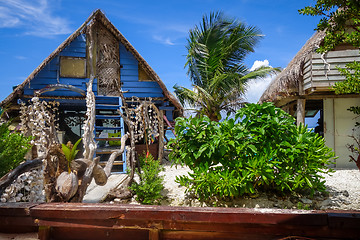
[1,9,183,113]
[259,31,326,104]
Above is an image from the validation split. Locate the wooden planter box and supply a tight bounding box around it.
[1,203,360,239]
[135,143,159,159]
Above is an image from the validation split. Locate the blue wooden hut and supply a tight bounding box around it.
[0,10,183,173]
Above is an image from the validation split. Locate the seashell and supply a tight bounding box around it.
[25,186,30,191]
[17,193,23,198]
[22,196,27,201]
[15,196,21,202]
[1,198,7,203]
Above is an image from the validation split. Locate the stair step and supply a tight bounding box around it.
[95,137,122,141]
[99,161,124,166]
[96,115,121,120]
[95,126,122,131]
[95,104,120,110]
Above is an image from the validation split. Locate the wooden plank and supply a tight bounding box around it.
[311,75,346,81]
[121,69,139,75]
[312,56,360,64]
[24,89,86,97]
[313,49,360,58]
[122,87,163,93]
[311,69,343,76]
[59,52,86,58]
[121,76,140,81]
[311,63,348,70]
[123,92,164,98]
[121,64,138,70]
[0,203,39,233]
[123,81,160,88]
[34,70,58,79]
[50,226,148,240]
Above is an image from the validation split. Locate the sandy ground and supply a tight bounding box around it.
[121,161,360,210]
[0,233,38,240]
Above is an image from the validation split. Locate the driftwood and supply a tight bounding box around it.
[0,158,43,196]
[104,133,129,177]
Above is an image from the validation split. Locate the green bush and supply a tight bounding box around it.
[0,122,33,177]
[169,103,335,201]
[129,153,165,205]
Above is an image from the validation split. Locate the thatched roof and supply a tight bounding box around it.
[1,9,183,113]
[259,31,326,104]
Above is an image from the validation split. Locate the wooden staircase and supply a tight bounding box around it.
[94,96,126,173]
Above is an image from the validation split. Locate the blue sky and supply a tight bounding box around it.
[0,0,320,104]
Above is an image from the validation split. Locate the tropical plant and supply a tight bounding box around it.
[129,153,165,205]
[61,138,82,173]
[0,122,33,177]
[169,103,335,202]
[174,11,278,121]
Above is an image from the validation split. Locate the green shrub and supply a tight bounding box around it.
[169,103,335,201]
[129,153,165,205]
[0,122,33,177]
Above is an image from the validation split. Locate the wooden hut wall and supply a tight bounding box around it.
[119,44,164,99]
[23,34,97,97]
[303,48,360,91]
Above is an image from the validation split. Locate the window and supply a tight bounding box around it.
[60,57,86,78]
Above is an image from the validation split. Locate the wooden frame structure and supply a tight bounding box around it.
[1,203,360,239]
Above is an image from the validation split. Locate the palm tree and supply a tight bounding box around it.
[174,11,279,121]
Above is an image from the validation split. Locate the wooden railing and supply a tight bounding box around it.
[1,203,360,239]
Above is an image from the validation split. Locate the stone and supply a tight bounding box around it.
[300,198,312,204]
[342,190,350,197]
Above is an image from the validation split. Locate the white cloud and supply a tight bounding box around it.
[14,55,27,60]
[0,0,71,37]
[152,35,175,46]
[250,59,270,71]
[114,13,189,46]
[245,59,276,103]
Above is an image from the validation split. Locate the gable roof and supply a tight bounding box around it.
[259,31,326,104]
[1,9,183,113]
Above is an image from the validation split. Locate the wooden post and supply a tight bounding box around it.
[149,229,160,240]
[296,98,306,126]
[158,110,164,161]
[296,78,306,126]
[38,226,51,240]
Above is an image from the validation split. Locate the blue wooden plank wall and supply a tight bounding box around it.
[60,34,86,58]
[119,44,164,98]
[24,34,94,97]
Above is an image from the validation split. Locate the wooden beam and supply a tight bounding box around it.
[296,98,306,126]
[296,79,306,126]
[158,110,164,162]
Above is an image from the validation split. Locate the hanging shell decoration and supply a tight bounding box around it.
[125,97,160,144]
[20,97,59,158]
[0,167,45,203]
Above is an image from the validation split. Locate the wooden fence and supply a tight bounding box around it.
[1,203,360,239]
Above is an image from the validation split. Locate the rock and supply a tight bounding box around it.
[342,190,349,197]
[93,164,107,186]
[321,199,332,207]
[300,198,313,204]
[255,204,260,208]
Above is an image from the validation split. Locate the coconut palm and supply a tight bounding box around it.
[174,11,279,121]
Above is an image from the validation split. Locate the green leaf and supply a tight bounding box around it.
[248,144,257,154]
[70,138,82,161]
[61,144,71,162]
